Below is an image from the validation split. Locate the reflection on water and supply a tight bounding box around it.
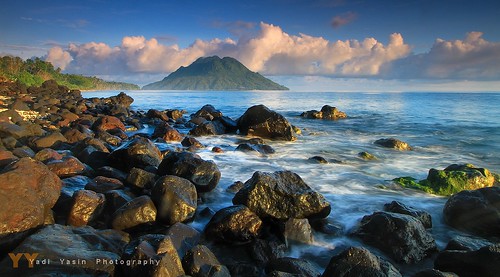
[84,90,500,274]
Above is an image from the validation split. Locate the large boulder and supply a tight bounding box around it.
[423,164,496,196]
[157,151,220,193]
[237,105,296,141]
[205,205,262,244]
[189,120,226,136]
[322,247,402,277]
[0,224,129,275]
[108,137,162,171]
[120,234,185,277]
[92,115,126,133]
[152,122,183,141]
[443,186,500,238]
[0,158,61,235]
[352,211,437,264]
[46,156,87,177]
[165,222,201,259]
[151,175,198,225]
[374,138,412,151]
[233,170,331,220]
[108,92,134,107]
[67,189,105,227]
[435,244,500,277]
[111,195,157,231]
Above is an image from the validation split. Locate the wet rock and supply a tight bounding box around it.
[322,246,402,277]
[352,211,437,264]
[236,143,275,155]
[103,189,135,216]
[182,136,204,148]
[189,120,226,136]
[96,166,128,182]
[434,244,500,277]
[226,181,244,193]
[413,269,458,277]
[157,151,221,193]
[205,205,262,244]
[266,257,321,277]
[182,244,231,277]
[445,235,492,251]
[67,189,105,227]
[166,109,186,121]
[301,105,347,120]
[126,167,158,190]
[111,195,157,231]
[358,151,377,160]
[46,156,87,177]
[151,175,197,225]
[237,105,296,141]
[283,218,314,245]
[374,138,412,151]
[193,104,223,120]
[108,137,162,171]
[249,239,286,266]
[0,149,18,167]
[423,164,496,196]
[212,146,224,153]
[85,176,124,193]
[108,92,134,107]
[120,234,185,277]
[309,218,343,236]
[152,121,183,141]
[96,130,122,146]
[308,156,328,164]
[92,115,126,133]
[384,201,432,228]
[32,131,68,149]
[0,224,128,276]
[233,170,331,220]
[0,158,62,235]
[443,186,500,238]
[165,222,201,259]
[147,109,170,121]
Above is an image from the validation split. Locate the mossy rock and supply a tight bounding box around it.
[358,151,377,160]
[393,164,495,196]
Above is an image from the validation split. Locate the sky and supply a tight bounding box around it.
[1,0,500,91]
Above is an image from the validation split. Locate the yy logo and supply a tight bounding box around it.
[8,253,39,268]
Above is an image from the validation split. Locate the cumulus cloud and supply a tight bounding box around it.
[48,22,411,78]
[386,32,500,80]
[331,11,357,28]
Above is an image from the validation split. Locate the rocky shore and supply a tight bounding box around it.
[0,80,499,276]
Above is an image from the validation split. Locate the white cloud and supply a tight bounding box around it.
[44,23,500,82]
[386,32,500,80]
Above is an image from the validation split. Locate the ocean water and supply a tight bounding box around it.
[84,90,500,273]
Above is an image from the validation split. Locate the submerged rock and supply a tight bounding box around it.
[233,170,331,220]
[322,247,402,277]
[301,105,347,120]
[358,151,377,160]
[237,105,296,141]
[352,211,437,264]
[443,186,500,238]
[374,138,412,151]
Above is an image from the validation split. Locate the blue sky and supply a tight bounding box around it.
[1,0,500,91]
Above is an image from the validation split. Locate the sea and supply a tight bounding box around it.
[84,90,500,273]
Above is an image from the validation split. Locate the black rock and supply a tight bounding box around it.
[237,105,296,141]
[182,244,231,277]
[443,187,500,238]
[189,120,226,136]
[151,175,197,225]
[352,211,437,264]
[374,138,412,151]
[322,247,402,277]
[308,156,328,164]
[165,222,201,259]
[233,170,331,220]
[157,151,221,193]
[434,244,500,277]
[384,201,432,228]
[265,257,321,277]
[205,205,262,244]
[108,137,163,171]
[111,195,157,231]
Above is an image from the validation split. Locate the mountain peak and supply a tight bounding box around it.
[142,56,288,91]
